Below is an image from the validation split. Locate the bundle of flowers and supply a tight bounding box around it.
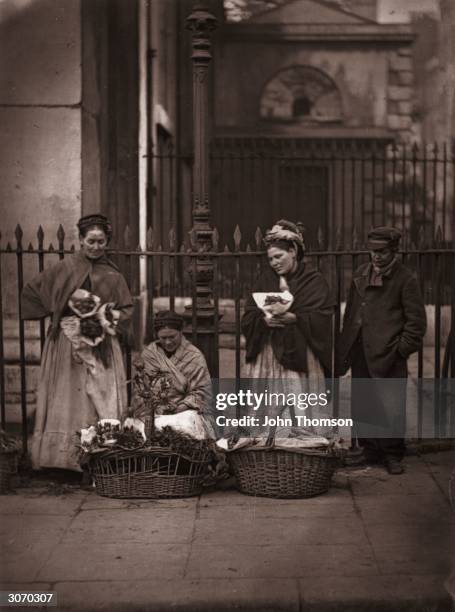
[79,418,146,453]
[131,358,175,417]
[78,418,212,457]
[77,359,215,474]
[61,289,121,347]
[253,290,294,318]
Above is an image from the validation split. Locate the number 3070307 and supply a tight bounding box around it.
[3,592,56,606]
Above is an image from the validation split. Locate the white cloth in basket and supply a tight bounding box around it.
[155,410,211,441]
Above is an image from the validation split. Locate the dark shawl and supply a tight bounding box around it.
[241,262,334,374]
[21,250,133,336]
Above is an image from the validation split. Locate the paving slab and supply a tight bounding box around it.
[193,516,370,547]
[355,493,454,523]
[54,579,300,611]
[185,544,379,579]
[63,507,196,545]
[36,543,189,582]
[0,514,74,542]
[374,545,454,576]
[364,520,455,549]
[300,574,452,611]
[0,490,87,515]
[348,465,443,497]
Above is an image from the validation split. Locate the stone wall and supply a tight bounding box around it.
[387,46,415,140]
[0,0,84,425]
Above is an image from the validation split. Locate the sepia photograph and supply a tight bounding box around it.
[1,0,455,609]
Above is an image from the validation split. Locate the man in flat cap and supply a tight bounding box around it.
[338,227,426,474]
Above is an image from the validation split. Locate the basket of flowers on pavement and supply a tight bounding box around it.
[77,359,215,498]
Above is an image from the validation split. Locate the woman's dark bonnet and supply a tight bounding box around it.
[77,214,113,241]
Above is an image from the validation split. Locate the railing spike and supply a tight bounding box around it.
[179,244,186,253]
[70,244,76,252]
[317,226,324,249]
[213,227,219,251]
[352,225,359,249]
[15,224,23,247]
[246,243,251,252]
[224,245,231,253]
[57,224,65,245]
[6,242,12,252]
[435,225,443,246]
[37,225,44,246]
[28,242,34,252]
[402,228,410,250]
[254,226,263,249]
[417,226,425,249]
[123,225,131,248]
[136,243,142,252]
[233,225,242,250]
[335,227,343,250]
[169,227,176,250]
[48,243,55,252]
[146,226,154,250]
[188,228,197,250]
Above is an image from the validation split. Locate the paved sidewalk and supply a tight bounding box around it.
[1,452,455,611]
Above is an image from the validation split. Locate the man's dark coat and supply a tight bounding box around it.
[338,261,426,377]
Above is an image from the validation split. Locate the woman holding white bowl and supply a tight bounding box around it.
[241,220,334,436]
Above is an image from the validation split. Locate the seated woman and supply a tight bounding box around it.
[139,310,215,438]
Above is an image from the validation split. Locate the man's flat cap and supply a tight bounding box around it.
[367,226,401,249]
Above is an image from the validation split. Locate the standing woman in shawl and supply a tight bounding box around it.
[241,220,334,420]
[21,214,133,471]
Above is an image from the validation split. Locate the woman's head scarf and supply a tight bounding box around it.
[153,310,184,332]
[264,219,305,260]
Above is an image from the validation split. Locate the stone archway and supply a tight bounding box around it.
[259,65,343,123]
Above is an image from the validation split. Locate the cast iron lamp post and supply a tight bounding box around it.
[185,3,219,376]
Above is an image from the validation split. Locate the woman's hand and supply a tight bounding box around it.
[263,316,285,328]
[271,312,297,325]
[174,404,190,414]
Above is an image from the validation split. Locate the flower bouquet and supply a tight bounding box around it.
[61,289,121,349]
[253,290,294,319]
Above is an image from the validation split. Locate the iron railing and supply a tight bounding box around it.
[1,224,455,453]
[152,139,455,251]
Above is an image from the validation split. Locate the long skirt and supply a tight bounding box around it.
[31,332,127,471]
[242,341,332,439]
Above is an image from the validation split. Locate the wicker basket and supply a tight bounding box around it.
[90,446,211,499]
[229,446,341,499]
[0,451,19,494]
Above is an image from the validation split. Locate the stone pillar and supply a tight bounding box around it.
[387,46,415,142]
[185,3,219,376]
